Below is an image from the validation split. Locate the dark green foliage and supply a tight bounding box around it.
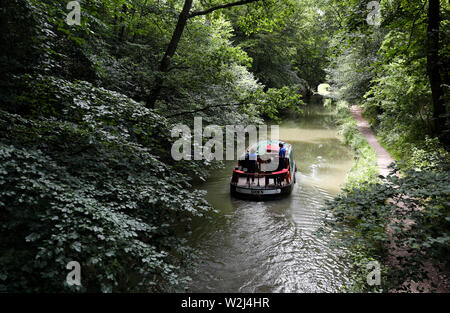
[0,0,305,292]
[0,74,214,292]
[322,163,450,292]
[325,0,449,153]
[231,0,332,94]
[322,0,450,292]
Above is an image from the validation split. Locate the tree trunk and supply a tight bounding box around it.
[119,5,128,41]
[146,0,193,109]
[426,0,446,141]
[145,0,262,109]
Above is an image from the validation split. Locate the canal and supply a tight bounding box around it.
[186,101,354,292]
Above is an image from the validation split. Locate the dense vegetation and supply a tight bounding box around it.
[0,0,322,292]
[321,0,449,292]
[1,0,448,292]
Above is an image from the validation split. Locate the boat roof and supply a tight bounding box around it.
[245,140,292,156]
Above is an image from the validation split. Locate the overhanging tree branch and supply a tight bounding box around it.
[404,0,427,54]
[145,0,265,109]
[188,0,262,19]
[146,0,194,109]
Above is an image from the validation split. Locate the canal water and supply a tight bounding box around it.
[186,102,355,292]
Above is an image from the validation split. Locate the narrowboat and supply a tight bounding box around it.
[230,140,296,200]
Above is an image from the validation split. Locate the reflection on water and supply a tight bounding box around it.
[186,102,354,292]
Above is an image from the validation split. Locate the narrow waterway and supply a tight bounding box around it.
[187,102,354,292]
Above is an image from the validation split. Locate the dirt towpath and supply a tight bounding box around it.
[350,106,394,177]
[349,105,448,293]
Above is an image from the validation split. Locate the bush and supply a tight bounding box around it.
[0,74,214,292]
[322,163,450,292]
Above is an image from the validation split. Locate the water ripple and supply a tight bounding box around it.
[186,109,354,293]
